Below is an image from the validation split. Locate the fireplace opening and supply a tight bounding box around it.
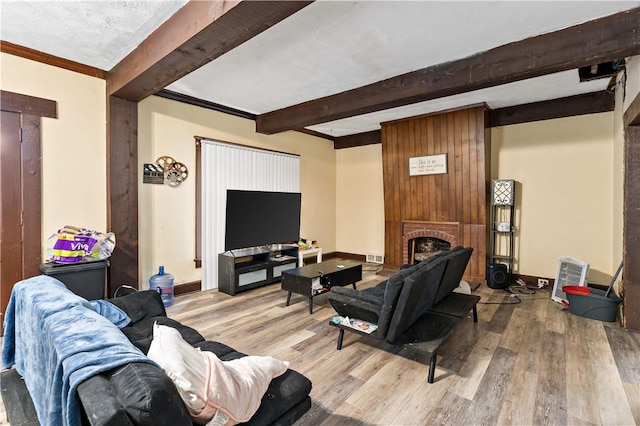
[409,237,451,264]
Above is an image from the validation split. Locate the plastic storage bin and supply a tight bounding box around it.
[563,286,621,322]
[39,259,109,300]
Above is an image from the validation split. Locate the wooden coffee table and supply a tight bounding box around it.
[281,259,362,314]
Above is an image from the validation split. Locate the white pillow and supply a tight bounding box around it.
[147,323,288,425]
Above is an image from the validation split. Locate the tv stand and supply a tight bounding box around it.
[218,244,299,296]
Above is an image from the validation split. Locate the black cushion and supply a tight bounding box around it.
[241,369,312,426]
[77,362,192,426]
[330,285,384,306]
[328,280,388,325]
[77,374,135,426]
[109,290,205,354]
[360,283,387,301]
[432,247,473,305]
[109,290,166,324]
[386,256,448,343]
[328,290,385,326]
[120,316,205,354]
[376,264,419,337]
[257,397,312,426]
[108,363,192,425]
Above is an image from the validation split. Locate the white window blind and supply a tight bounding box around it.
[201,140,300,290]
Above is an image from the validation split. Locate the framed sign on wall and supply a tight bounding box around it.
[409,153,448,176]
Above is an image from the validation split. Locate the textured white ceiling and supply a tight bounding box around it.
[1,0,638,137]
[168,1,637,113]
[0,0,188,70]
[308,70,610,136]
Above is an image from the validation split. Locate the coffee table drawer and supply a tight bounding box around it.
[321,264,362,288]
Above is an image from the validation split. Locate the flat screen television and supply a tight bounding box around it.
[224,190,301,251]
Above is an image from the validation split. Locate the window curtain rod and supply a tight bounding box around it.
[196,136,300,159]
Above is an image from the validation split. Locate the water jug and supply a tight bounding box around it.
[149,265,174,307]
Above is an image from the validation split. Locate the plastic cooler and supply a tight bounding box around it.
[563,285,621,322]
[39,259,109,300]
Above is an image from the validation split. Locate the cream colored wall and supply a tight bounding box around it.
[335,144,385,257]
[137,95,336,288]
[0,54,107,259]
[333,113,619,285]
[491,113,615,284]
[1,53,623,288]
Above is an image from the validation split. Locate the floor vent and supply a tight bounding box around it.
[366,253,384,264]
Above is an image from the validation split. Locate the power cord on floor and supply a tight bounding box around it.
[512,277,551,296]
[478,292,522,305]
[478,278,550,305]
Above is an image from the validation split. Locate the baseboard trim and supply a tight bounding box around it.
[331,251,366,262]
[179,252,563,295]
[175,280,201,296]
[172,267,605,297]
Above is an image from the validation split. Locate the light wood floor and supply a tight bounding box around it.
[2,263,639,425]
[166,265,640,426]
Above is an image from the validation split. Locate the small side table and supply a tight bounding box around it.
[298,247,322,267]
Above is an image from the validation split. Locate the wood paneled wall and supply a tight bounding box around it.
[382,106,490,281]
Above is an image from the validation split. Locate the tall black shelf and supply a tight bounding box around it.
[489,180,516,285]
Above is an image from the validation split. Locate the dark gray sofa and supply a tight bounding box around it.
[328,247,472,342]
[77,290,312,426]
[327,247,479,382]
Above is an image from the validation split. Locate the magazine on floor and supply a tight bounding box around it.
[331,316,378,334]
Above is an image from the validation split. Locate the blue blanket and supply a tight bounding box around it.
[2,276,156,426]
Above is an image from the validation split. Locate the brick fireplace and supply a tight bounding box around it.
[402,221,461,265]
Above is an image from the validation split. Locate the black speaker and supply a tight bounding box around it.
[487,263,509,289]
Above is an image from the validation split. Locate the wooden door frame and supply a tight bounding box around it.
[0,90,57,323]
[623,92,640,332]
[1,110,22,328]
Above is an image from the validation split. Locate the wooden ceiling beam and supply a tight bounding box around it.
[334,130,381,149]
[489,90,615,128]
[333,91,615,149]
[107,0,313,101]
[256,8,640,134]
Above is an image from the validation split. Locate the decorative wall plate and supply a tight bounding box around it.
[166,162,188,187]
[155,156,176,171]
